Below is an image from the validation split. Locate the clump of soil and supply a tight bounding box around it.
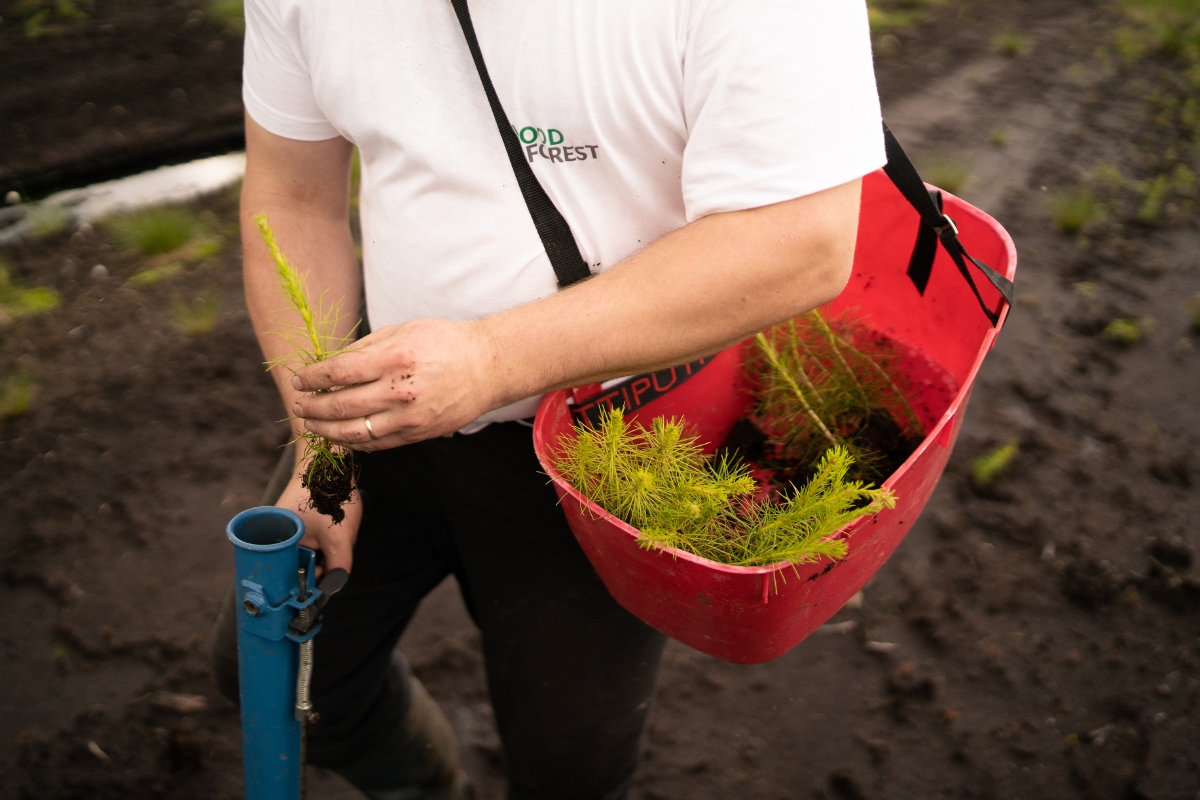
[301,453,356,525]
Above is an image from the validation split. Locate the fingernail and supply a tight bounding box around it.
[291,376,303,390]
[293,403,303,417]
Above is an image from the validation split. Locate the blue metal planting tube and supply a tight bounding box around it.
[227,506,317,800]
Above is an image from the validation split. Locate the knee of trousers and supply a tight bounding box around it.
[306,650,416,770]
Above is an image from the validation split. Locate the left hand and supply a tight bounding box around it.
[290,317,504,449]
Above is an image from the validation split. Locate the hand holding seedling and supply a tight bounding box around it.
[275,461,362,576]
[289,317,504,449]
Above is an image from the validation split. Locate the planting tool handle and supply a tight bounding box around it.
[288,568,349,636]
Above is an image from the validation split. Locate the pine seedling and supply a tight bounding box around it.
[971,440,1018,487]
[255,214,357,523]
[752,310,922,484]
[1103,317,1141,346]
[555,408,894,567]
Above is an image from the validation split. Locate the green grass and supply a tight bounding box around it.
[171,292,219,337]
[0,374,36,421]
[992,30,1030,57]
[971,440,1018,487]
[1103,318,1142,345]
[0,263,60,323]
[25,204,71,239]
[206,0,244,34]
[1185,293,1200,332]
[128,263,184,288]
[1049,189,1100,234]
[1120,0,1200,64]
[923,157,971,194]
[1137,174,1171,222]
[110,207,201,256]
[865,0,948,34]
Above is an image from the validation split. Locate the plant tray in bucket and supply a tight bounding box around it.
[532,165,1017,665]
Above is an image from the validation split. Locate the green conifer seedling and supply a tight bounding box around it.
[555,408,895,567]
[255,214,357,523]
[752,310,923,484]
[971,440,1018,487]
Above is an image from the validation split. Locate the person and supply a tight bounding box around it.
[210,1,886,798]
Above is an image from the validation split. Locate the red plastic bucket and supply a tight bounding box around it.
[532,169,1017,664]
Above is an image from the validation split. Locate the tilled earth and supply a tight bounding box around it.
[2,1,1200,798]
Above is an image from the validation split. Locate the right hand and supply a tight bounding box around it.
[275,464,363,575]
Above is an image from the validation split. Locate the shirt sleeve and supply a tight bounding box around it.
[680,0,884,221]
[242,0,340,141]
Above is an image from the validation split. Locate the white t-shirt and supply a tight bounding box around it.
[243,0,885,431]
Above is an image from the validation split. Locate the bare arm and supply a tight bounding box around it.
[292,178,861,448]
[241,114,359,415]
[241,114,362,572]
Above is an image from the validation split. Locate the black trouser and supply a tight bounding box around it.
[212,422,666,800]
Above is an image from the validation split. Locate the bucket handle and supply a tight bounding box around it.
[882,123,1015,327]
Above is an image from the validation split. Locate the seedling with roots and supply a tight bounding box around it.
[752,309,923,485]
[554,408,895,567]
[255,214,357,523]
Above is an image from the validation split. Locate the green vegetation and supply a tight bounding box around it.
[0,262,60,324]
[866,0,947,34]
[923,157,971,195]
[1104,317,1142,345]
[992,30,1030,57]
[0,374,36,421]
[1049,189,1100,234]
[988,128,1009,148]
[255,214,357,523]
[110,207,201,256]
[15,0,88,39]
[1116,0,1200,65]
[1185,293,1200,332]
[1137,173,1172,222]
[129,263,184,288]
[171,292,218,337]
[971,440,1018,487]
[206,0,244,34]
[25,204,71,239]
[753,311,922,484]
[554,409,895,567]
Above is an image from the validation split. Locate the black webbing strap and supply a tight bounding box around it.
[882,122,1014,326]
[450,0,592,288]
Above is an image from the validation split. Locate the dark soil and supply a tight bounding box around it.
[0,0,245,199]
[301,453,355,525]
[3,1,1200,799]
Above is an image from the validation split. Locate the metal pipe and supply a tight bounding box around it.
[226,506,306,800]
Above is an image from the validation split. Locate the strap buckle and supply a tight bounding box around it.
[932,215,959,237]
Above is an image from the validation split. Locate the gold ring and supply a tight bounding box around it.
[364,415,378,440]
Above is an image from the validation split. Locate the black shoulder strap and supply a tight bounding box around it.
[882,123,1014,326]
[450,0,592,288]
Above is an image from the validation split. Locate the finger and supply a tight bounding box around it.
[293,348,381,392]
[305,400,441,447]
[294,374,416,422]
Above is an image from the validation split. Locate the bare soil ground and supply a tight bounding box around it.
[0,0,244,199]
[2,1,1200,798]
